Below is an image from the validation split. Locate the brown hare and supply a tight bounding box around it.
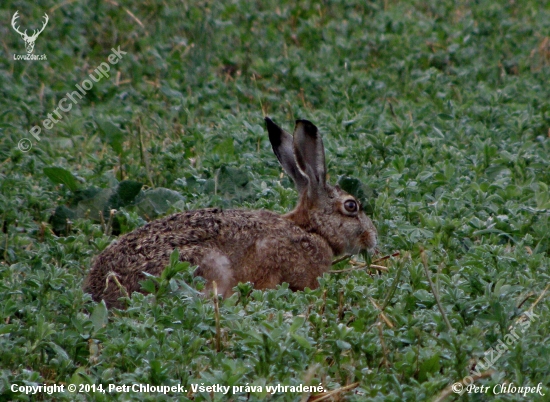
[84,118,377,308]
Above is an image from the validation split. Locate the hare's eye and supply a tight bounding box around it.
[344,199,358,213]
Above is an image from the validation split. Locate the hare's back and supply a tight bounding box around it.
[86,208,282,305]
[89,208,283,277]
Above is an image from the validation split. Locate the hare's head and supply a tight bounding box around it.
[265,117,377,256]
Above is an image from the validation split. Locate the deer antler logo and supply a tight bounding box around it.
[11,11,49,54]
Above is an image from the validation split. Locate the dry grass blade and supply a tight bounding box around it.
[49,0,78,13]
[299,364,321,402]
[516,292,535,309]
[331,251,400,267]
[527,282,550,311]
[105,271,128,298]
[377,321,391,368]
[137,118,155,188]
[372,251,401,263]
[105,0,146,29]
[333,264,388,274]
[369,297,394,328]
[512,282,550,327]
[212,281,221,352]
[381,255,407,310]
[308,382,360,402]
[421,250,453,332]
[330,264,388,274]
[330,251,399,273]
[331,255,351,266]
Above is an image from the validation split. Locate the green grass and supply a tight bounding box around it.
[1,0,550,400]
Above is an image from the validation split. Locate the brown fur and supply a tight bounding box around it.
[84,118,377,308]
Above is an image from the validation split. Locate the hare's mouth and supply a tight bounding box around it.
[359,230,377,252]
[345,244,363,255]
[341,229,377,256]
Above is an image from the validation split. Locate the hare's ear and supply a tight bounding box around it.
[265,117,309,192]
[292,120,327,193]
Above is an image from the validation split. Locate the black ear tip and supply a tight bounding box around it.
[265,117,283,146]
[295,119,318,132]
[265,117,280,133]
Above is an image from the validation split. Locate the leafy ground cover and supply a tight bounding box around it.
[1,0,550,400]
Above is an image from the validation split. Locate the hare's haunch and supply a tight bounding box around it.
[85,118,377,308]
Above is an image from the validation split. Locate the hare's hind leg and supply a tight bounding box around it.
[192,248,236,297]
